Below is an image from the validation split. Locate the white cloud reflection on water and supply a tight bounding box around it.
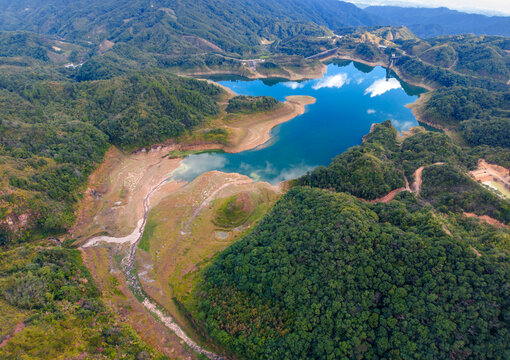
[390,119,415,133]
[284,81,305,90]
[173,154,316,185]
[364,78,402,97]
[312,73,350,90]
[172,153,228,181]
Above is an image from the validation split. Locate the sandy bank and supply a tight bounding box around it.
[71,146,186,244]
[225,95,316,153]
[179,62,327,82]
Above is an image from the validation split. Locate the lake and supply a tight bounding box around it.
[173,60,426,184]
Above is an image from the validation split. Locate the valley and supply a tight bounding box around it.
[0,1,509,359]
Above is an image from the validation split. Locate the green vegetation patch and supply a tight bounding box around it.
[191,187,510,359]
[165,148,224,160]
[296,121,406,199]
[0,245,166,359]
[213,193,256,229]
[226,95,280,114]
[0,71,223,243]
[421,164,510,224]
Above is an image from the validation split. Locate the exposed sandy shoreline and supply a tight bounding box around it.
[178,62,327,82]
[72,53,452,358]
[73,92,314,244]
[224,95,316,153]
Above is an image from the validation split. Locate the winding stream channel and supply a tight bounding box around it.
[81,61,426,359]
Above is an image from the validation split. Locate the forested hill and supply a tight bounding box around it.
[189,122,510,360]
[192,186,510,359]
[0,72,222,244]
[366,6,510,38]
[0,0,379,56]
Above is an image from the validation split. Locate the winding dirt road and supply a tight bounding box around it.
[411,162,445,195]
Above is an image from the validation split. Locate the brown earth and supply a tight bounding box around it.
[99,39,115,53]
[224,96,316,153]
[80,247,199,360]
[463,213,510,229]
[71,146,185,245]
[470,159,510,194]
[412,163,445,195]
[179,61,327,81]
[0,322,25,349]
[135,171,280,348]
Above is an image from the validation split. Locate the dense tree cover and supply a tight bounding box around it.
[468,145,510,169]
[0,72,223,242]
[226,96,280,114]
[419,44,457,68]
[191,187,510,359]
[422,87,509,128]
[0,32,50,61]
[273,35,336,58]
[366,6,510,38]
[0,246,167,359]
[420,164,510,223]
[354,42,380,62]
[0,0,378,57]
[394,35,510,88]
[421,87,510,147]
[399,131,466,177]
[297,121,406,200]
[297,122,510,225]
[461,117,510,148]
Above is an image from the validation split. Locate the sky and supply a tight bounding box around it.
[347,0,510,16]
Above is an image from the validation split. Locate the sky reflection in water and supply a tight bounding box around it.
[173,61,425,184]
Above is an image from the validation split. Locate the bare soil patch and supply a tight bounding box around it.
[71,145,184,244]
[223,95,316,153]
[135,171,280,345]
[412,163,445,195]
[463,212,510,229]
[470,159,510,199]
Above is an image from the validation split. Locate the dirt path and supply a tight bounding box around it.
[412,163,445,195]
[0,322,25,349]
[360,161,446,204]
[463,213,510,229]
[366,177,411,204]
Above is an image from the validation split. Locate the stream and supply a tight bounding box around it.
[81,61,427,359]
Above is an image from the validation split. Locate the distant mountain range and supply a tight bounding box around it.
[0,0,509,60]
[365,6,510,38]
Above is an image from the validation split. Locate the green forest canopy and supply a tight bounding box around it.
[0,72,223,243]
[191,187,510,359]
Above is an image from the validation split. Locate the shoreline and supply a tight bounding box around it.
[331,54,437,92]
[179,62,328,82]
[224,95,316,153]
[72,52,437,243]
[72,54,446,358]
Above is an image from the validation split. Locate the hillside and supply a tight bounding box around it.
[191,186,510,359]
[0,72,223,243]
[0,0,379,57]
[1,1,510,359]
[186,121,510,359]
[366,6,510,38]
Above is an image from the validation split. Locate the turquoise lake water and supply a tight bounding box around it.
[173,61,425,184]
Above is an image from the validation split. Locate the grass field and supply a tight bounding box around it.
[134,171,280,351]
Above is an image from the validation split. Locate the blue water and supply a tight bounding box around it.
[173,61,425,184]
